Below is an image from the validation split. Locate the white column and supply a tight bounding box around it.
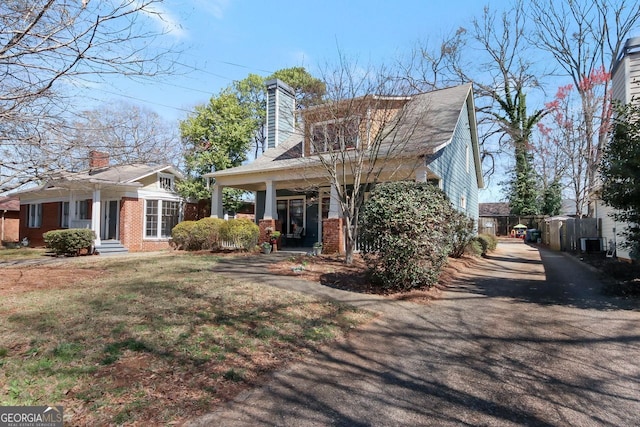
[69,192,76,227]
[329,183,340,219]
[318,189,324,240]
[91,187,101,246]
[264,180,278,220]
[211,184,224,218]
[415,167,428,183]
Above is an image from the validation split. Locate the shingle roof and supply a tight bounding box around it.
[209,83,473,178]
[479,202,510,216]
[0,196,19,211]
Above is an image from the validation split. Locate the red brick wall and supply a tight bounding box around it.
[322,218,345,254]
[20,202,62,247]
[1,211,20,243]
[120,197,171,252]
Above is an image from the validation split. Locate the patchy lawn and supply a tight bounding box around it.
[0,252,371,426]
[269,253,480,304]
[0,247,48,262]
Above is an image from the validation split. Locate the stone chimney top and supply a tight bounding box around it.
[89,151,110,169]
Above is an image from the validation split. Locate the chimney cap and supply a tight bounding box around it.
[265,78,295,97]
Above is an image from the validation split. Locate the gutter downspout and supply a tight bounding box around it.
[1,210,5,242]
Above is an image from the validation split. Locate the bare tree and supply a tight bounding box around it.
[0,0,177,192]
[299,59,430,264]
[529,0,640,215]
[66,101,181,170]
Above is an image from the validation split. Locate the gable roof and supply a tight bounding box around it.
[0,196,20,211]
[15,164,183,195]
[208,83,479,182]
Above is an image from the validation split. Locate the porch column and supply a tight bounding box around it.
[415,167,428,183]
[91,186,101,246]
[69,192,76,226]
[211,184,224,218]
[328,183,340,219]
[264,180,278,220]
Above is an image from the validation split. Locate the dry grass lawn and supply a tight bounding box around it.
[0,252,371,426]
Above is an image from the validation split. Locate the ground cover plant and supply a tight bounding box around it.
[0,253,370,425]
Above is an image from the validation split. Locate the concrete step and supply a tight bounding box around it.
[95,240,128,255]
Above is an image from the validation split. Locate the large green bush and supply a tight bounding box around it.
[220,218,259,250]
[171,221,197,250]
[171,217,258,251]
[359,181,457,291]
[43,228,96,256]
[191,217,225,250]
[448,211,476,258]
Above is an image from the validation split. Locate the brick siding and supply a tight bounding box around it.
[322,218,344,254]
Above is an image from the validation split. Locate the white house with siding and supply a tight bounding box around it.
[205,79,484,254]
[593,36,640,260]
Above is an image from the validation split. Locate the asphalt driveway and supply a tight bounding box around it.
[188,240,640,426]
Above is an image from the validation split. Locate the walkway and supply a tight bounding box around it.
[188,241,640,426]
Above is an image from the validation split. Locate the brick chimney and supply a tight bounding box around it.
[265,79,296,150]
[89,151,109,169]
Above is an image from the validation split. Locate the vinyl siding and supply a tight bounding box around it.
[426,107,479,221]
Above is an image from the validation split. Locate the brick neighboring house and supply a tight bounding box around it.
[0,196,20,245]
[15,152,186,253]
[205,79,484,254]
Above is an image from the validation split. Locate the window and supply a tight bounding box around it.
[158,173,174,191]
[145,200,180,238]
[60,202,69,228]
[310,117,359,153]
[460,195,467,210]
[75,199,90,220]
[277,197,305,235]
[28,203,42,228]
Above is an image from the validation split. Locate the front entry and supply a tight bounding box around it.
[101,200,119,240]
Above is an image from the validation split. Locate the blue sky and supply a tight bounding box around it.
[85,0,511,200]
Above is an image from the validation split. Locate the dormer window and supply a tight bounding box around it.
[310,117,359,153]
[158,173,174,191]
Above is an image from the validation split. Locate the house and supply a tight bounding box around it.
[15,151,185,253]
[592,36,640,260]
[205,79,484,253]
[0,196,20,245]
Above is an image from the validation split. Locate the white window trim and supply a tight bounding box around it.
[276,196,306,235]
[309,117,360,154]
[465,144,470,174]
[144,199,181,240]
[28,203,42,228]
[158,172,175,191]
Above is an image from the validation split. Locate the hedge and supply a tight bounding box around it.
[171,217,258,251]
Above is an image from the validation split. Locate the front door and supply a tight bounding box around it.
[101,200,119,240]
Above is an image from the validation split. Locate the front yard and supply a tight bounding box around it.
[0,253,371,425]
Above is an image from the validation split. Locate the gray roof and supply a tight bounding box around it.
[479,202,510,217]
[16,163,183,194]
[0,196,19,211]
[209,83,474,178]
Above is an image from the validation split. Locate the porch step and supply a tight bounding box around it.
[95,240,128,256]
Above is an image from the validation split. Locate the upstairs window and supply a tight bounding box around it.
[158,173,174,191]
[310,117,359,153]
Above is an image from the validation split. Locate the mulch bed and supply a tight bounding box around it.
[577,252,640,297]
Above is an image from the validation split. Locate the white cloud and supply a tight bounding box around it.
[193,0,230,20]
[139,2,188,39]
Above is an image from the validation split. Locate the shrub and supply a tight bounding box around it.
[448,211,476,258]
[220,218,259,250]
[191,217,225,250]
[359,181,455,291]
[465,239,484,257]
[474,233,498,256]
[171,221,197,250]
[43,228,96,256]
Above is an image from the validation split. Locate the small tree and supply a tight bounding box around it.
[600,102,640,255]
[359,181,456,291]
